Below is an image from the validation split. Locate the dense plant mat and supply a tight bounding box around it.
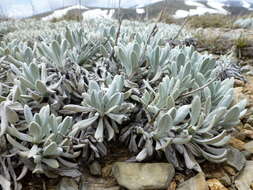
[0,18,247,189]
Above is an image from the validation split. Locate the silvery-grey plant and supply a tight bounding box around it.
[10,62,55,102]
[5,105,80,174]
[115,42,143,79]
[234,17,253,29]
[0,100,23,137]
[38,39,68,71]
[120,47,247,171]
[122,93,246,171]
[64,75,133,142]
[65,27,100,66]
[146,45,171,82]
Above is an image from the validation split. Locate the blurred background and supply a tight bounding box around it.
[0,0,253,19]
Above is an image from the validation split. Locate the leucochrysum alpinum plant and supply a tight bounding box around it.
[0,18,246,188]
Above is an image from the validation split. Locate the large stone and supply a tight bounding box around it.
[177,173,208,190]
[235,161,253,190]
[112,162,175,190]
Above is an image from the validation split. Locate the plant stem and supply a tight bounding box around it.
[181,76,218,97]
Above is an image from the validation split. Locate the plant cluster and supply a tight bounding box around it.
[234,17,253,29]
[0,18,246,189]
[0,19,79,42]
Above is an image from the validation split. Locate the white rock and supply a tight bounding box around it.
[112,162,175,190]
